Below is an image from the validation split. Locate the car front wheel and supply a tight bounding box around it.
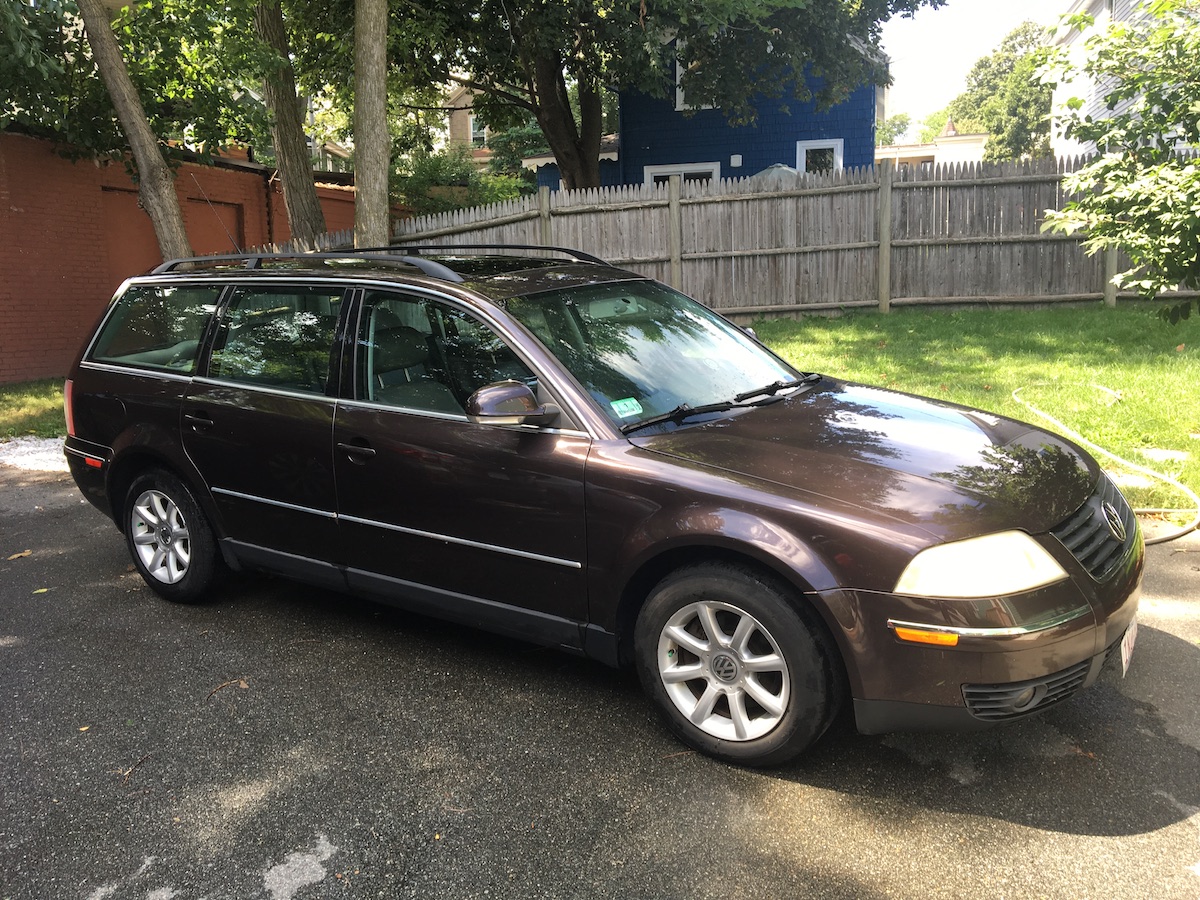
[124,470,222,603]
[635,563,838,766]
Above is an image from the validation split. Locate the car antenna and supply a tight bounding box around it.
[189,173,242,252]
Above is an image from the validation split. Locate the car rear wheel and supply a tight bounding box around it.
[635,563,837,766]
[125,470,222,603]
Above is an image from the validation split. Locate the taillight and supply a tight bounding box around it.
[64,379,75,437]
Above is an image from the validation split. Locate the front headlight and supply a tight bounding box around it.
[894,531,1068,599]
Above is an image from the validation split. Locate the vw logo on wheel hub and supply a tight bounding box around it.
[711,653,738,683]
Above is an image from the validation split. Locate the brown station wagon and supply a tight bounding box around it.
[64,246,1143,765]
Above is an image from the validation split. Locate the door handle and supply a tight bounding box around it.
[183,411,214,431]
[337,441,376,463]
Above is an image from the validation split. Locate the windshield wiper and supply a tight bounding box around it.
[620,401,737,435]
[733,373,822,403]
[621,374,823,436]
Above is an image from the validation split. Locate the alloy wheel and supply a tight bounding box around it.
[657,600,790,742]
[130,489,192,584]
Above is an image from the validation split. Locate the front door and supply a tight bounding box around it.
[332,289,590,645]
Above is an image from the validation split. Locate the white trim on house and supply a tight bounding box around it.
[1050,0,1146,157]
[643,162,721,186]
[521,147,619,171]
[796,139,844,173]
[876,132,987,168]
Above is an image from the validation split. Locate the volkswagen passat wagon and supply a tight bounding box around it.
[64,246,1143,765]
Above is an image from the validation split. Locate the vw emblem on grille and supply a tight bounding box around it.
[1101,501,1127,542]
[711,654,738,683]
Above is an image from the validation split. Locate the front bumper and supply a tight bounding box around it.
[817,498,1144,735]
[852,625,1131,734]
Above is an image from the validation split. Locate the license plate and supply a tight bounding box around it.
[1120,616,1138,677]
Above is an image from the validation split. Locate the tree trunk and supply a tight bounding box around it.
[575,76,604,186]
[254,1,326,247]
[76,0,192,261]
[353,0,390,247]
[530,55,601,190]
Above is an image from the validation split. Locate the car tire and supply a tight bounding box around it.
[124,469,222,603]
[634,562,838,766]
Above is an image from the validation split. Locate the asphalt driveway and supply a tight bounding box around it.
[1,461,1198,900]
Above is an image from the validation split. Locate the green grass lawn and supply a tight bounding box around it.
[3,306,1197,516]
[756,305,1200,516]
[0,378,66,439]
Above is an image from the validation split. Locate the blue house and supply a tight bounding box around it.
[531,73,878,189]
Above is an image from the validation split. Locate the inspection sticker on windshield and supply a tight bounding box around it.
[1120,616,1137,677]
[611,398,644,419]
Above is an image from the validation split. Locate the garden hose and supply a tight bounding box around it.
[1012,386,1200,546]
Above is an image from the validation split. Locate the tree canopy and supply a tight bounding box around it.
[2,0,272,163]
[285,0,942,189]
[919,21,1052,161]
[876,114,911,146]
[5,0,948,226]
[2,0,125,153]
[1043,0,1200,322]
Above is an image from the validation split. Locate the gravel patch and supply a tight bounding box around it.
[0,437,68,472]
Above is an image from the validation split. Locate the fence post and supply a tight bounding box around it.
[668,175,683,289]
[1103,247,1118,307]
[877,160,893,314]
[538,186,553,246]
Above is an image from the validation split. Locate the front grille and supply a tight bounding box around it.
[962,659,1091,720]
[1050,475,1137,582]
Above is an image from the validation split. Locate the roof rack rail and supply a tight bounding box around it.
[151,251,466,283]
[356,243,610,266]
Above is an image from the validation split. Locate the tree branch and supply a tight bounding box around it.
[448,73,536,113]
[394,102,472,112]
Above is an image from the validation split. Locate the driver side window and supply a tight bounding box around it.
[358,292,534,414]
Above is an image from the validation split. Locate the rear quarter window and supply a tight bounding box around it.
[89,285,221,373]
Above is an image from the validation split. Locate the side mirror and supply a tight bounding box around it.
[466,380,560,427]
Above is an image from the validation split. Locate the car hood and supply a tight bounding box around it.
[630,380,1100,542]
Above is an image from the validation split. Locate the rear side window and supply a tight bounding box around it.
[208,286,344,394]
[89,285,220,373]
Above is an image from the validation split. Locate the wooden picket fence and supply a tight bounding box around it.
[269,156,1195,319]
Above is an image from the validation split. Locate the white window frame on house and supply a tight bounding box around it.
[796,139,844,173]
[468,113,486,147]
[643,162,721,187]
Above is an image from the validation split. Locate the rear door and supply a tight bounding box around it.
[182,283,347,577]
[332,288,591,644]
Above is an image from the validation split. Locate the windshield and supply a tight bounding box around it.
[504,280,800,430]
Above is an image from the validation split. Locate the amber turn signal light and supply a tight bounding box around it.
[892,626,959,647]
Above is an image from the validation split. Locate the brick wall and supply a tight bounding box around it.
[0,133,357,385]
[1,135,107,384]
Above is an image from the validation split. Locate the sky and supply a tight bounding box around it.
[879,0,1070,136]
